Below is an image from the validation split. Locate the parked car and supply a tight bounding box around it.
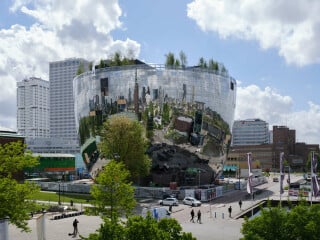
[182,197,202,207]
[158,197,179,206]
[162,194,175,199]
[273,177,279,182]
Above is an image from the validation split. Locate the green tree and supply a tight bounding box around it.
[125,216,196,240]
[112,52,122,66]
[76,61,85,75]
[88,61,93,71]
[0,141,39,231]
[90,160,136,223]
[85,215,195,240]
[179,51,187,68]
[286,203,320,240]
[99,115,151,180]
[162,102,170,124]
[241,202,320,240]
[208,59,219,71]
[174,59,181,67]
[241,205,289,240]
[198,57,207,68]
[165,52,175,67]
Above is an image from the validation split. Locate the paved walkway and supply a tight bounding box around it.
[8,175,304,240]
[8,193,248,240]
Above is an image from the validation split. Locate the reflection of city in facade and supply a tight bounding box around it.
[73,64,237,131]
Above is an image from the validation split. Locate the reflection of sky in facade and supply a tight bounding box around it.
[73,65,237,130]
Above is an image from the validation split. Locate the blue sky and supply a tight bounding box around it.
[1,0,320,144]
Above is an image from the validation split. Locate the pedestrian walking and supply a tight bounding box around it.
[238,200,242,210]
[68,218,79,237]
[228,206,232,218]
[190,209,195,223]
[197,210,201,224]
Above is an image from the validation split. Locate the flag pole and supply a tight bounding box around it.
[311,151,319,205]
[246,152,253,216]
[311,151,314,205]
[279,152,284,207]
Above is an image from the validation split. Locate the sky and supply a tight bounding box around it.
[1,0,320,144]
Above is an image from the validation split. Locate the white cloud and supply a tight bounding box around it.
[0,0,141,130]
[236,85,320,144]
[187,0,320,66]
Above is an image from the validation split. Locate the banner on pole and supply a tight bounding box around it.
[280,152,285,194]
[312,152,319,197]
[246,153,253,194]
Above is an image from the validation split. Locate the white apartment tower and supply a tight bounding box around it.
[17,77,50,137]
[232,119,270,146]
[49,58,89,153]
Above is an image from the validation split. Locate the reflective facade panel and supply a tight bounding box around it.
[73,65,237,131]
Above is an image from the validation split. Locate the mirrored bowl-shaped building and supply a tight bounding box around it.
[73,63,237,131]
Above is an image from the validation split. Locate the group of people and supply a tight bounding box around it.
[69,199,244,235]
[190,209,202,223]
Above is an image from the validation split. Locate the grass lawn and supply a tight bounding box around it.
[29,191,92,204]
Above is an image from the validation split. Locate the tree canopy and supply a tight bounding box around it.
[90,160,136,223]
[85,215,196,240]
[99,115,151,180]
[0,141,39,231]
[241,201,320,240]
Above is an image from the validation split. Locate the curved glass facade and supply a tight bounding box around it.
[73,64,237,130]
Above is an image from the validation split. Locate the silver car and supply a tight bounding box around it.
[159,197,179,206]
[183,197,201,206]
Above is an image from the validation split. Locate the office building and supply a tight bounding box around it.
[232,119,269,146]
[17,77,50,138]
[49,58,89,153]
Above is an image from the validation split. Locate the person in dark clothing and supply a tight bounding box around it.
[72,218,79,237]
[228,206,232,218]
[239,200,242,210]
[190,209,195,223]
[197,210,201,224]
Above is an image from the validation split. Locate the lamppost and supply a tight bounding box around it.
[238,159,241,190]
[58,182,61,205]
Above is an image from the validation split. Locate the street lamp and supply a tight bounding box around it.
[58,182,61,205]
[238,160,241,190]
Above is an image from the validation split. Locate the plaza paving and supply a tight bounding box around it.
[7,190,264,240]
[8,175,303,240]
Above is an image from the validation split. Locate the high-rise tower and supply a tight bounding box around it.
[17,77,50,138]
[49,58,88,153]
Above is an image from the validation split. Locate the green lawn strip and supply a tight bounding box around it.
[29,191,93,204]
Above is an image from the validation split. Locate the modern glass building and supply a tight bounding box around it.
[73,64,237,131]
[232,119,270,146]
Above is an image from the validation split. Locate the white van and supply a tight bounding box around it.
[141,207,171,220]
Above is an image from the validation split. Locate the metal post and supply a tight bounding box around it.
[58,183,61,205]
[238,160,241,190]
[311,151,314,205]
[0,217,9,240]
[42,211,46,240]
